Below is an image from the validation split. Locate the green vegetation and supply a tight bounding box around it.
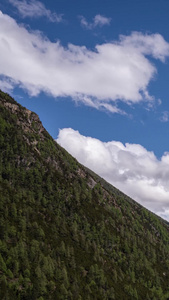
[0,90,169,299]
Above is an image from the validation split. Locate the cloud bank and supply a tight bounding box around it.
[0,11,169,112]
[80,14,111,29]
[9,0,63,22]
[57,128,169,221]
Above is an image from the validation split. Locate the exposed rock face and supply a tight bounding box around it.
[2,102,19,113]
[0,92,98,186]
[1,94,43,134]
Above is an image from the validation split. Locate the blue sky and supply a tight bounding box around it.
[0,0,169,220]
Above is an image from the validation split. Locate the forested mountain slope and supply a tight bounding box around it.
[0,90,169,300]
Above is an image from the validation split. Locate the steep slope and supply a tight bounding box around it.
[0,90,169,300]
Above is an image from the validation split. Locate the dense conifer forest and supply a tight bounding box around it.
[0,90,169,299]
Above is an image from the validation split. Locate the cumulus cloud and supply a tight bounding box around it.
[80,14,111,29]
[57,128,169,221]
[0,11,169,112]
[9,0,63,22]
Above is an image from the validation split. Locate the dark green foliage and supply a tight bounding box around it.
[0,90,169,299]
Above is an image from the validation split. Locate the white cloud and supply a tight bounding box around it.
[94,14,111,27]
[9,0,63,22]
[0,76,15,92]
[160,111,169,122]
[80,14,111,29]
[57,128,169,221]
[0,11,169,112]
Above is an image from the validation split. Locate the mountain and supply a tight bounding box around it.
[0,90,169,300]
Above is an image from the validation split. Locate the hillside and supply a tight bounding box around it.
[0,90,169,300]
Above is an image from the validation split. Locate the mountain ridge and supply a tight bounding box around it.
[0,90,169,299]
